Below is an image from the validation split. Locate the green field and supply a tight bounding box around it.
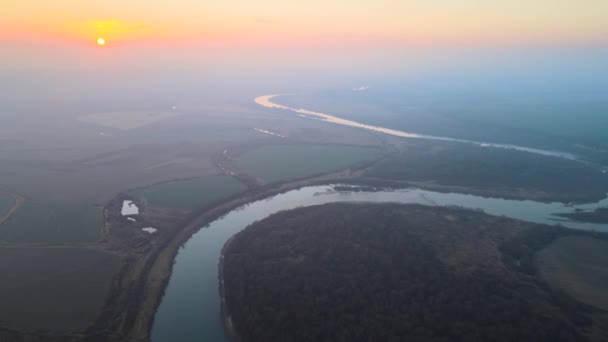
[132,175,246,210]
[236,144,379,183]
[0,201,101,243]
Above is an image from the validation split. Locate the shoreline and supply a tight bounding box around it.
[123,164,376,341]
[3,162,606,340]
[110,165,607,341]
[219,235,241,342]
[25,139,603,341]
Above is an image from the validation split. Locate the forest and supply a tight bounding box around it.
[365,141,608,202]
[223,203,600,342]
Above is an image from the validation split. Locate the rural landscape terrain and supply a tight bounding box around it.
[2,1,608,341]
[0,99,386,341]
[1,94,607,341]
[223,203,608,341]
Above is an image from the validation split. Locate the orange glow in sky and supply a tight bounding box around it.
[2,1,607,47]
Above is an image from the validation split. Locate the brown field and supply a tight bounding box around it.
[536,236,608,311]
[0,246,123,333]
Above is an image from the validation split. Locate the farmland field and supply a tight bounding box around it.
[131,175,246,210]
[236,144,379,183]
[0,200,101,243]
[0,246,122,332]
[536,236,608,311]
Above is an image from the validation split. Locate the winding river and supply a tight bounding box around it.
[254,94,577,161]
[151,184,608,342]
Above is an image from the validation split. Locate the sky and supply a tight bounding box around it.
[1,1,606,108]
[0,1,606,159]
[3,0,608,47]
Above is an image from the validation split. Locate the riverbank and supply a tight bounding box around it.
[122,166,372,341]
[219,235,241,342]
[92,143,608,341]
[219,202,607,341]
[156,185,608,341]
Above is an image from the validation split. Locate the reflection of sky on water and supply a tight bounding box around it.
[256,94,578,161]
[152,184,608,342]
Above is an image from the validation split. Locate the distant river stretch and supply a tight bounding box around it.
[254,94,577,161]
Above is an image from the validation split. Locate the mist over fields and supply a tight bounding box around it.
[2,45,606,151]
[1,37,608,342]
[3,1,608,341]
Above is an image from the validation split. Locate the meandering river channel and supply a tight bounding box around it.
[151,185,608,341]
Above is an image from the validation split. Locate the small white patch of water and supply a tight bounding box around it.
[127,217,137,222]
[254,128,285,138]
[142,227,157,234]
[219,165,237,176]
[121,200,139,216]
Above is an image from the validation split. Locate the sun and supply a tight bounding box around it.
[96,38,106,46]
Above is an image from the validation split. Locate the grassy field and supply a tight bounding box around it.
[536,236,608,311]
[131,175,246,210]
[0,200,101,243]
[0,246,122,332]
[236,144,379,183]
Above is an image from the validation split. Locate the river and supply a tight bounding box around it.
[150,184,608,342]
[254,94,578,161]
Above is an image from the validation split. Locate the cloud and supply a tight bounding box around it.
[352,86,370,91]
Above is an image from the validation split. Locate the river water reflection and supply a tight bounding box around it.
[151,185,608,342]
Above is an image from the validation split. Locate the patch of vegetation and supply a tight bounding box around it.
[555,208,608,224]
[236,144,379,183]
[536,236,608,312]
[224,203,595,342]
[499,225,577,275]
[0,200,101,243]
[366,141,608,202]
[131,175,246,210]
[0,246,122,332]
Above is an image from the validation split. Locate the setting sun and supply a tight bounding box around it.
[96,37,106,46]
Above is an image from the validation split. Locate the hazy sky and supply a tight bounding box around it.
[1,1,606,155]
[3,1,608,46]
[1,1,606,104]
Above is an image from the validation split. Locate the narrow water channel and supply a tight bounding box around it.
[151,185,608,341]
